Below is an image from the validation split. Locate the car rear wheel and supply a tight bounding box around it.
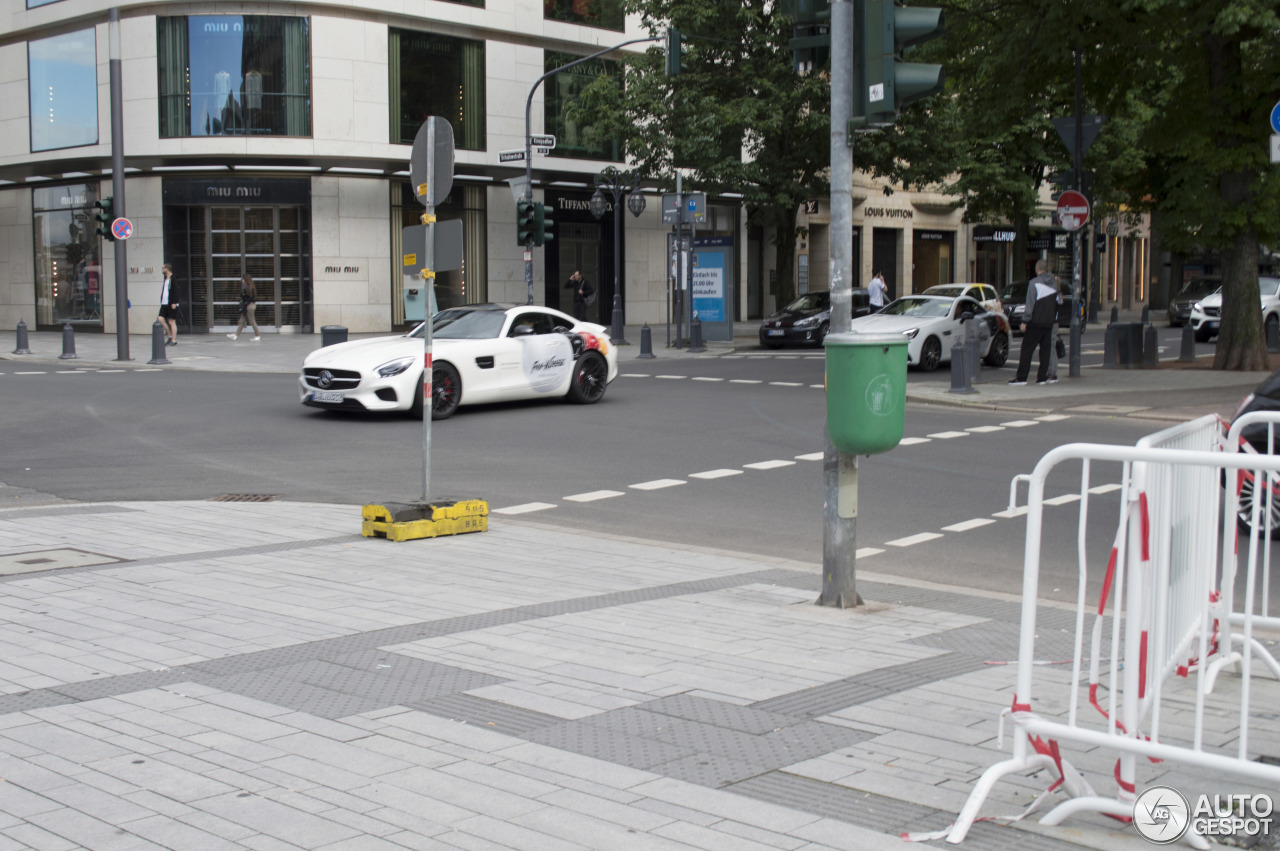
[567,352,608,404]
[918,336,942,372]
[815,323,829,346]
[1235,472,1280,540]
[430,362,461,420]
[984,331,1010,367]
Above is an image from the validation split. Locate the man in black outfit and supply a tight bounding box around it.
[564,270,593,321]
[1009,259,1061,385]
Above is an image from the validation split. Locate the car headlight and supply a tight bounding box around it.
[1193,302,1203,312]
[902,328,920,339]
[794,316,819,328]
[375,356,416,377]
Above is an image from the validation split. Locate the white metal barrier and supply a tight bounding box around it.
[946,442,1280,846]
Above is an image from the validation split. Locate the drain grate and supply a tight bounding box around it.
[209,494,277,503]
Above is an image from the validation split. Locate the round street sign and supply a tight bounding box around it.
[1056,190,1090,232]
[1271,100,1280,134]
[110,217,133,240]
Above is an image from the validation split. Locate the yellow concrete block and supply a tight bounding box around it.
[361,514,488,542]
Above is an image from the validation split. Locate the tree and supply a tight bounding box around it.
[569,0,829,307]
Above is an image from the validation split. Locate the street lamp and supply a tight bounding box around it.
[589,167,645,345]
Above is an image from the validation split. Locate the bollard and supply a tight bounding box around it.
[1179,322,1196,362]
[688,315,706,353]
[1110,305,1119,324]
[1142,324,1159,368]
[1141,305,1150,325]
[949,340,973,393]
[13,319,33,355]
[964,320,981,385]
[1102,322,1117,369]
[148,320,171,365]
[637,323,656,359]
[58,323,77,359]
[1268,319,1280,354]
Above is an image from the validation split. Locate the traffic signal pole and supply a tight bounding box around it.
[819,0,862,608]
[109,8,129,361]
[1068,49,1083,378]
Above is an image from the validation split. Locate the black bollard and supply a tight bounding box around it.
[1143,324,1159,368]
[688,315,706,353]
[965,321,981,385]
[637,323,656,359]
[1179,322,1196,362]
[949,340,973,394]
[1141,305,1150,325]
[1268,320,1280,354]
[1110,305,1119,324]
[1102,322,1117,369]
[148,320,171,365]
[58,323,77,359]
[13,319,32,355]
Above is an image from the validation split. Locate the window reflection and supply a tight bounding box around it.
[33,184,103,329]
[544,51,621,161]
[544,0,624,31]
[28,29,98,152]
[390,30,485,150]
[158,16,311,137]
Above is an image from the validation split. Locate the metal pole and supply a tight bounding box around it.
[1068,48,1083,378]
[819,0,860,607]
[421,120,437,503]
[610,180,628,344]
[109,8,129,362]
[675,174,684,347]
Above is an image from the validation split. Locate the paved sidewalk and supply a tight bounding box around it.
[0,501,1275,850]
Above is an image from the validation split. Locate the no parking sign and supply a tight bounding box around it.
[110,217,133,240]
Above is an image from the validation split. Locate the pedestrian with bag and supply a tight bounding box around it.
[1009,259,1062,385]
[158,263,179,346]
[564,270,593,321]
[227,273,261,341]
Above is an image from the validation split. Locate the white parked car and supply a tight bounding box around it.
[847,294,1011,371]
[1190,276,1280,343]
[299,304,618,419]
[922,283,1003,315]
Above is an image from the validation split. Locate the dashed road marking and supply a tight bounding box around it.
[56,370,81,374]
[966,425,1005,434]
[856,547,884,558]
[492,502,557,515]
[1088,483,1123,494]
[15,371,47,375]
[886,532,945,548]
[729,379,762,384]
[993,506,1028,518]
[136,368,163,372]
[630,479,685,491]
[620,373,652,378]
[564,490,626,503]
[1037,414,1071,422]
[942,518,997,533]
[744,460,795,470]
[97,369,124,373]
[1044,493,1082,506]
[927,431,970,439]
[769,381,804,387]
[656,375,686,380]
[1001,420,1040,428]
[810,384,825,389]
[691,376,723,382]
[795,452,824,461]
[899,437,932,446]
[778,356,799,360]
[690,469,742,480]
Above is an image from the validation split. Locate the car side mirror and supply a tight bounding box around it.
[960,312,974,323]
[511,324,535,337]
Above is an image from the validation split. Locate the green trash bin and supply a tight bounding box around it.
[824,332,908,455]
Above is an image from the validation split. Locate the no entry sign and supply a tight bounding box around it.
[1056,190,1090,232]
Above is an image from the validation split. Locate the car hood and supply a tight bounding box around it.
[1198,292,1222,309]
[848,313,936,334]
[764,307,829,323]
[303,334,437,371]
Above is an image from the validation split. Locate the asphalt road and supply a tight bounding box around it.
[2,362,1194,609]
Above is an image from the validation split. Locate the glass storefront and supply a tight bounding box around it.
[544,0,625,31]
[544,51,621,161]
[912,230,954,289]
[157,16,311,137]
[389,30,485,150]
[391,181,487,326]
[28,29,98,152]
[33,183,104,330]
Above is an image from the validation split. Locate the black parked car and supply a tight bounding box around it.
[759,289,871,348]
[1167,276,1221,327]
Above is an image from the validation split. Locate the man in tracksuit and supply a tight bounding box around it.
[1009,259,1062,385]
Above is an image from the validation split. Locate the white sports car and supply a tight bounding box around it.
[299,304,618,419]
[848,294,1011,371]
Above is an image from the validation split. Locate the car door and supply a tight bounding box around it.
[504,310,575,397]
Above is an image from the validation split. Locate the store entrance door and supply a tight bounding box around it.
[556,223,602,323]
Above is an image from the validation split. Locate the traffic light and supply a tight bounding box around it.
[93,196,115,241]
[853,0,944,130]
[516,198,535,245]
[532,202,555,247]
[781,0,831,73]
[664,26,687,77]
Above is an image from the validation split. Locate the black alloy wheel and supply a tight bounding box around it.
[984,331,1010,367]
[431,362,462,420]
[567,352,608,404]
[919,336,943,372]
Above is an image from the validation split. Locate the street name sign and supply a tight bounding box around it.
[530,134,556,149]
[498,149,526,163]
[535,147,551,155]
[1056,190,1090,231]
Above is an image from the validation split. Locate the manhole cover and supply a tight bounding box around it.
[209,494,277,503]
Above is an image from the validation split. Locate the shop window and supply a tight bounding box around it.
[544,51,621,161]
[157,15,311,138]
[32,184,103,330]
[27,0,64,7]
[389,30,485,150]
[544,0,625,31]
[28,28,98,152]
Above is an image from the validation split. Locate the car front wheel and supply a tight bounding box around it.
[1235,472,1280,540]
[567,352,608,404]
[984,331,1010,367]
[918,337,942,372]
[427,362,461,420]
[1194,327,1212,343]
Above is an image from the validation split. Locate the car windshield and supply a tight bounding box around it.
[409,308,507,340]
[924,285,967,298]
[782,293,829,311]
[1001,282,1028,302]
[1177,278,1221,299]
[879,297,951,318]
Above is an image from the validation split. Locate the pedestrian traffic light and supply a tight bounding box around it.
[664,26,687,77]
[533,202,555,247]
[516,198,535,245]
[852,0,944,130]
[93,196,115,241]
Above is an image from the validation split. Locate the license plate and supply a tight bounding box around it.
[312,390,343,404]
[1207,322,1218,330]
[767,329,784,336]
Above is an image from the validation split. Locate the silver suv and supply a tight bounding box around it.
[1190,277,1280,343]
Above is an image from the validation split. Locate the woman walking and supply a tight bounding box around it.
[227,274,261,341]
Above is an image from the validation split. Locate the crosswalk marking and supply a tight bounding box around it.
[564,490,625,503]
[744,460,795,470]
[942,518,997,533]
[690,469,742,480]
[630,479,686,491]
[492,502,557,515]
[886,532,944,548]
